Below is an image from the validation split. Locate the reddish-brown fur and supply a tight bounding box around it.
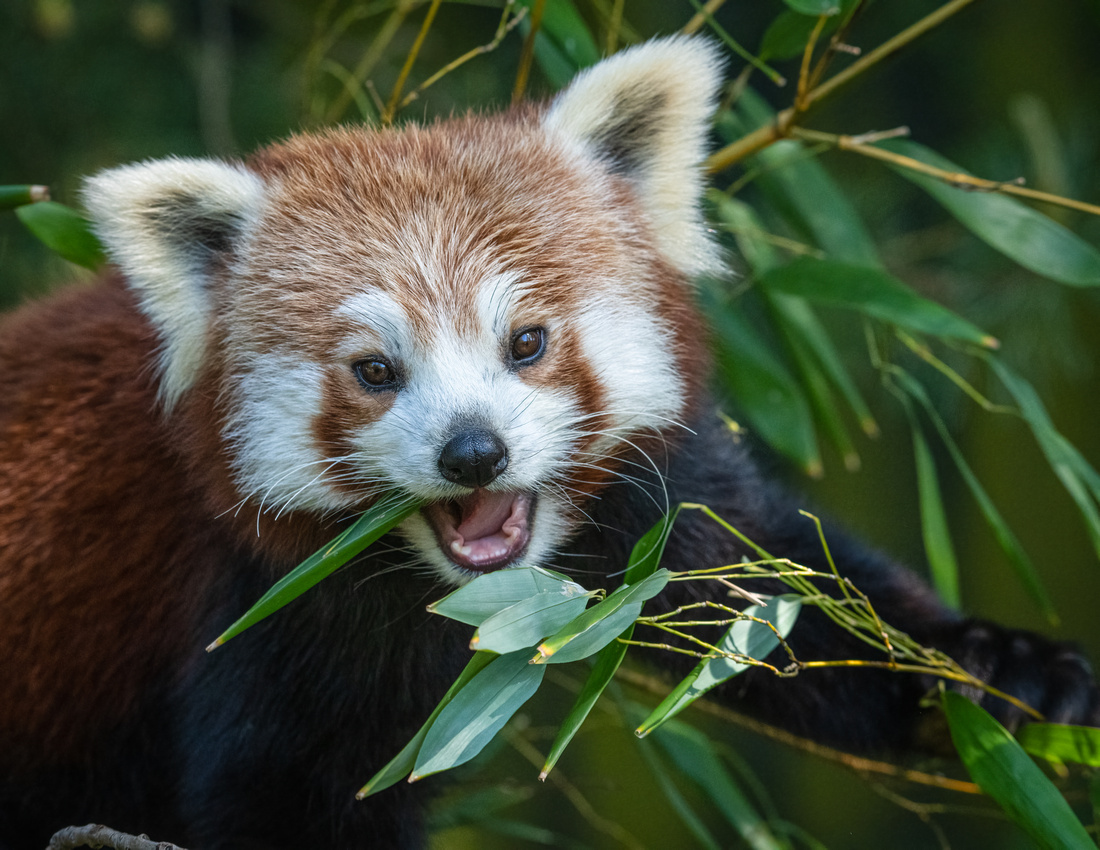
[0,279,216,761]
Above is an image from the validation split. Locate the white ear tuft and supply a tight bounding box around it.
[83,157,266,409]
[543,36,724,278]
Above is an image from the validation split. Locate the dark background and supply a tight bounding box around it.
[3,1,1099,847]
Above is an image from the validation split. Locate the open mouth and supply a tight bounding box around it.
[422,491,534,573]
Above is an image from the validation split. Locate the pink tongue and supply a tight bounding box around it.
[456,490,517,541]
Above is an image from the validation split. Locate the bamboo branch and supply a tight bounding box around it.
[707,0,983,173]
[382,0,443,124]
[793,126,1100,217]
[614,667,983,795]
[512,0,545,103]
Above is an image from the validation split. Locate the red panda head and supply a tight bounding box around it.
[82,37,723,584]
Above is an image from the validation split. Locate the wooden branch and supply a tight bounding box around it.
[47,824,188,850]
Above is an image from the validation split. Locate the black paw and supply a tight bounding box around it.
[938,619,1100,732]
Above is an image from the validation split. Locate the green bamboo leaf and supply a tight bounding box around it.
[907,407,962,609]
[767,293,860,471]
[773,293,878,436]
[1051,430,1100,506]
[539,632,631,780]
[710,193,783,275]
[637,737,723,850]
[893,369,1056,622]
[722,90,880,266]
[534,570,669,664]
[411,650,546,780]
[986,356,1100,561]
[1017,724,1100,768]
[880,139,1100,287]
[712,196,878,442]
[207,495,420,649]
[637,596,802,737]
[944,692,1094,849]
[16,201,106,270]
[782,0,840,16]
[759,1,858,62]
[652,719,787,850]
[470,587,595,654]
[428,565,582,627]
[537,0,599,69]
[0,185,49,209]
[624,504,684,585]
[1091,774,1100,834]
[356,650,496,798]
[518,0,599,88]
[705,287,822,476]
[759,256,998,349]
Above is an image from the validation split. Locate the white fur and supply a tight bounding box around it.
[337,287,417,363]
[543,36,724,278]
[573,288,682,454]
[332,276,589,580]
[225,356,351,518]
[83,157,267,409]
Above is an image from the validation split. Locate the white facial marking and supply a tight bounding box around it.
[337,288,416,362]
[573,290,681,456]
[226,355,351,518]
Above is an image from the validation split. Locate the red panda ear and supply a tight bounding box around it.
[83,158,266,409]
[542,36,725,278]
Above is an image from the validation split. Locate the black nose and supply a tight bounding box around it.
[438,428,508,488]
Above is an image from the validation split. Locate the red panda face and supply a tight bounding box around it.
[83,37,723,584]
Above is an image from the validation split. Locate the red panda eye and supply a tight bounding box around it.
[352,358,398,390]
[510,327,546,365]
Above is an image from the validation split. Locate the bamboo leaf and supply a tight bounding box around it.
[908,408,961,609]
[773,293,878,436]
[517,0,599,88]
[767,293,861,470]
[652,719,787,850]
[722,91,880,266]
[534,570,669,664]
[0,185,49,208]
[540,634,631,780]
[705,287,822,476]
[892,382,962,607]
[15,201,106,270]
[944,692,1094,849]
[782,0,840,16]
[759,256,998,349]
[712,196,878,441]
[624,504,684,585]
[636,596,802,737]
[411,650,545,780]
[470,587,595,654]
[880,139,1100,287]
[428,565,582,627]
[637,737,723,850]
[207,495,420,649]
[531,0,599,69]
[356,651,496,798]
[1017,724,1100,768]
[711,193,783,275]
[986,356,1100,561]
[893,369,1056,622]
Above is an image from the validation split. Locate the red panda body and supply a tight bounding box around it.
[1,38,1098,848]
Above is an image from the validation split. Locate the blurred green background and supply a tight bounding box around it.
[3,1,1099,847]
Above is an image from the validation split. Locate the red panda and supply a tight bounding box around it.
[0,37,1096,849]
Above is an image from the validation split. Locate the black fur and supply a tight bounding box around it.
[2,407,1096,849]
